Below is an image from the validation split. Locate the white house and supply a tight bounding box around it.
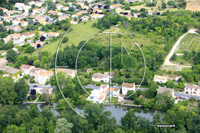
[92,72,109,83]
[21,21,28,26]
[56,68,76,78]
[154,75,168,83]
[56,4,63,10]
[106,87,120,97]
[22,31,35,39]
[4,16,13,22]
[20,64,35,76]
[184,84,200,96]
[33,8,46,14]
[37,87,54,95]
[122,82,135,95]
[37,70,53,85]
[12,19,20,26]
[0,58,8,66]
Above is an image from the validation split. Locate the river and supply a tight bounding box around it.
[19,103,159,125]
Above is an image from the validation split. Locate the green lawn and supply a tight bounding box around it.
[22,20,100,57]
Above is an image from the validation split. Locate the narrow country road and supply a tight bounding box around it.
[163,29,198,66]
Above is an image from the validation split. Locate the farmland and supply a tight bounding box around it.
[176,33,200,54]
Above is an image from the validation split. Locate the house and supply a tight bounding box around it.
[0,65,20,78]
[154,75,168,83]
[56,4,63,10]
[7,33,21,40]
[30,41,45,49]
[4,16,13,22]
[0,7,8,13]
[12,19,20,26]
[29,67,45,78]
[47,32,60,37]
[118,94,124,102]
[81,16,89,22]
[21,21,28,26]
[110,4,122,9]
[115,7,123,14]
[15,14,26,19]
[6,10,16,16]
[58,15,70,21]
[48,10,63,16]
[184,84,200,96]
[20,64,35,76]
[35,2,42,7]
[122,83,135,95]
[69,20,77,25]
[87,84,108,103]
[7,26,21,32]
[33,8,46,14]
[134,13,141,18]
[56,68,76,78]
[106,87,120,97]
[0,58,8,66]
[148,11,161,16]
[120,10,132,20]
[92,72,109,83]
[81,5,89,10]
[62,6,69,11]
[157,86,175,98]
[22,31,35,39]
[90,13,104,19]
[37,70,53,85]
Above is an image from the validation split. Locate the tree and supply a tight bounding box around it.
[0,9,3,16]
[33,60,41,67]
[34,30,40,42]
[54,118,73,133]
[6,49,17,63]
[25,46,35,53]
[0,76,17,104]
[3,124,26,133]
[162,3,167,9]
[14,79,29,102]
[167,1,175,7]
[121,111,138,131]
[166,80,174,88]
[145,81,158,98]
[155,91,175,111]
[170,53,177,61]
[42,56,48,63]
[28,104,39,118]
[62,37,68,43]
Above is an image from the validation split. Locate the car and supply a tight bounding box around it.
[33,85,38,87]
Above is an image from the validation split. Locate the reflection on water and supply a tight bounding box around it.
[17,103,159,124]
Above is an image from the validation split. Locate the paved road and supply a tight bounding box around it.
[174,92,200,100]
[163,29,198,67]
[85,85,147,90]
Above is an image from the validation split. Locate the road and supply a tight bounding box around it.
[163,29,198,66]
[174,92,200,100]
[85,85,147,90]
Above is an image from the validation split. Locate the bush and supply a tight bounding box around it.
[62,37,68,43]
[27,95,36,101]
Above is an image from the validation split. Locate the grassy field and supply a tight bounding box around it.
[88,25,166,54]
[176,33,200,53]
[22,19,100,57]
[130,0,178,13]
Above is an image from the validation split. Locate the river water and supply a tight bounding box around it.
[19,103,159,124]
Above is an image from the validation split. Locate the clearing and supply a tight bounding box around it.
[22,19,100,57]
[186,0,200,11]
